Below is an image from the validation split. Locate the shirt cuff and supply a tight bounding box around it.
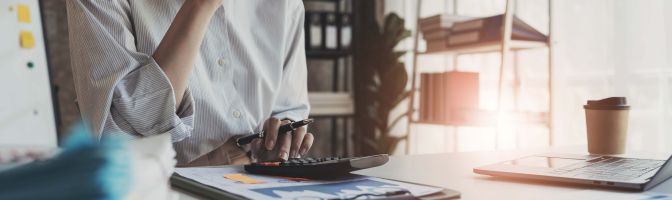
[111,58,194,142]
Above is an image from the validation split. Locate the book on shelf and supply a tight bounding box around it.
[419,72,479,122]
[448,15,547,47]
[419,15,473,52]
[425,74,434,121]
[435,72,446,121]
[442,72,479,121]
[419,15,474,32]
[420,73,429,121]
[426,40,449,52]
[422,29,451,42]
[421,14,547,52]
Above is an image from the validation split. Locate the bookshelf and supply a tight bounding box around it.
[405,0,554,153]
[304,0,354,157]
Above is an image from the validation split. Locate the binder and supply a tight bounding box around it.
[419,15,474,32]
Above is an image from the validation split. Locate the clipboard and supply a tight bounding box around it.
[171,173,460,200]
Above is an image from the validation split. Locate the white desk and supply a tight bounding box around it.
[175,146,672,199]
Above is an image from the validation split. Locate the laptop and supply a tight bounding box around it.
[474,153,672,191]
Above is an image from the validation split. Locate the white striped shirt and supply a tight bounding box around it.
[66,0,309,164]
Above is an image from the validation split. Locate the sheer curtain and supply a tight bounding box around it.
[385,0,672,154]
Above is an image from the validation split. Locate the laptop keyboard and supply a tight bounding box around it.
[551,156,664,181]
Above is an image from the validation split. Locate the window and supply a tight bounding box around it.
[385,0,672,154]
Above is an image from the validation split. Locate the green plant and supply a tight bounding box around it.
[353,12,411,155]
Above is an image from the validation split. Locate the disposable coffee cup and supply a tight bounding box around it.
[584,97,630,155]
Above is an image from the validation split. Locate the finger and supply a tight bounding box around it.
[278,121,292,160]
[290,127,306,158]
[250,138,263,163]
[264,118,281,150]
[277,131,292,160]
[299,133,314,156]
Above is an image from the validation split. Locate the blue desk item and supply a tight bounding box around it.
[0,122,132,200]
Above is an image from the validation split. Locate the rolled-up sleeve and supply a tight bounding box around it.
[272,1,310,121]
[66,0,194,142]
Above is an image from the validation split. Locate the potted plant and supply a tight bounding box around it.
[353,4,411,155]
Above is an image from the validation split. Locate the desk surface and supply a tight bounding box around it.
[176,146,672,199]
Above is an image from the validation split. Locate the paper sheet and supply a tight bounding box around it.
[175,167,443,200]
[223,174,266,184]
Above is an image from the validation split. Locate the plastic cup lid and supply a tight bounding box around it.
[584,97,630,110]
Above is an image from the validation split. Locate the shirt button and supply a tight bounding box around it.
[233,111,241,118]
[217,58,227,66]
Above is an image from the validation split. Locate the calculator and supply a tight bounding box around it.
[244,154,389,179]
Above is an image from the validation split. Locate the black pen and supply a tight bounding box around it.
[236,119,314,147]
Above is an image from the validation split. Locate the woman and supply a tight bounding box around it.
[66,0,314,166]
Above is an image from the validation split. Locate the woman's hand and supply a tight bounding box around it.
[249,118,314,162]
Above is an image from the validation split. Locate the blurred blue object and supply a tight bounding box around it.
[0,122,132,200]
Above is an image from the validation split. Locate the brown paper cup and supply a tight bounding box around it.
[585,109,629,155]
